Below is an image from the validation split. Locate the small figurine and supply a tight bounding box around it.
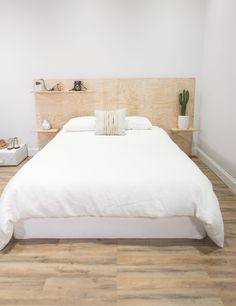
[71,81,87,91]
[49,82,64,91]
[73,80,82,91]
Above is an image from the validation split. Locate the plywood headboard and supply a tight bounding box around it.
[34,78,195,153]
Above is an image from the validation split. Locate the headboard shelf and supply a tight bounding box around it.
[31,90,95,94]
[171,128,198,132]
[33,78,195,154]
[34,129,59,133]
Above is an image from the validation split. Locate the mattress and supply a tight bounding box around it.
[0,127,224,249]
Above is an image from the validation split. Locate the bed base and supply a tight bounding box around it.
[14,216,206,240]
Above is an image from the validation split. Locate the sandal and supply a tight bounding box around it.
[13,137,20,149]
[7,138,14,150]
[0,139,7,150]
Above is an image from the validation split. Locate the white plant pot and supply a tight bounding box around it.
[178,116,189,129]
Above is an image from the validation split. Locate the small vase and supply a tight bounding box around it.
[178,116,189,129]
[35,82,43,92]
[41,120,51,130]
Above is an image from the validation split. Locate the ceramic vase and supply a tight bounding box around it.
[178,115,189,129]
[41,120,51,130]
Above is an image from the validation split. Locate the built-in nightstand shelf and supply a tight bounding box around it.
[31,90,95,94]
[34,129,59,133]
[171,128,198,132]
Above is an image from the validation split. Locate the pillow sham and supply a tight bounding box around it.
[95,109,126,135]
[62,116,95,132]
[126,116,152,130]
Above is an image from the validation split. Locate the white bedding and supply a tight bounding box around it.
[0,127,224,249]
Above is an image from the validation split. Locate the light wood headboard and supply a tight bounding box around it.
[34,78,195,154]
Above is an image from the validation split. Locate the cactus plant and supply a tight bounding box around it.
[179,90,189,116]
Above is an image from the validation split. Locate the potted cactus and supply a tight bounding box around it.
[178,89,190,129]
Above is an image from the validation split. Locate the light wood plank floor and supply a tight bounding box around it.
[0,157,235,306]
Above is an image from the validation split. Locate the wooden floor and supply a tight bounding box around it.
[0,158,235,306]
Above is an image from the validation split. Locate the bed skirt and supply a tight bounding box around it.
[14,216,206,240]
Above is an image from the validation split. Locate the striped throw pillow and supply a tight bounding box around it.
[95,109,126,135]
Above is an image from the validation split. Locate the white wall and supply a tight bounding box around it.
[198,0,236,179]
[0,0,206,153]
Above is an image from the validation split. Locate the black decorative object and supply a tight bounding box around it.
[73,80,82,91]
[70,80,87,91]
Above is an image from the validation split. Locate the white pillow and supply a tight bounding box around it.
[126,116,152,130]
[62,116,95,132]
[95,109,126,136]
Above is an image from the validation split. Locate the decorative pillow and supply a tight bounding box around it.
[62,116,95,132]
[126,116,152,130]
[95,109,126,135]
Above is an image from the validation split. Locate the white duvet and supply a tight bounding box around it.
[0,127,224,249]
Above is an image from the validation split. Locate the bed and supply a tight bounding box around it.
[0,127,224,250]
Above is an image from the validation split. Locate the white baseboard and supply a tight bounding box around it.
[196,147,236,194]
[27,147,39,157]
[192,146,198,156]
